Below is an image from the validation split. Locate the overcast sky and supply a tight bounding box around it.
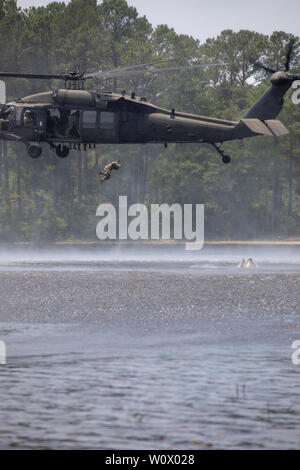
[17,0,299,43]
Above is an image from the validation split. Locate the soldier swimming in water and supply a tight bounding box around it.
[239,257,256,268]
[246,258,256,268]
[98,160,121,183]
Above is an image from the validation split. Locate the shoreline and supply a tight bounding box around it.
[1,240,300,247]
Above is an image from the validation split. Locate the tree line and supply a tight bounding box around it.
[0,0,300,241]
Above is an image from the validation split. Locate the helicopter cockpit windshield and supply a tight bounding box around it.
[0,105,14,131]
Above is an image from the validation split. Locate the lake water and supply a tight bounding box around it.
[0,243,299,449]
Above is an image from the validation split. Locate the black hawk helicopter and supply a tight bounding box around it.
[0,43,298,164]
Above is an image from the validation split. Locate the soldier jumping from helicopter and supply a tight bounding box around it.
[98,160,121,183]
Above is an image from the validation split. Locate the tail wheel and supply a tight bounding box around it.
[222,155,231,164]
[56,144,69,158]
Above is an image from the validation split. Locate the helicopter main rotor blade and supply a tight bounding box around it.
[0,72,67,80]
[0,61,174,83]
[0,61,228,84]
[84,63,228,80]
[111,59,173,72]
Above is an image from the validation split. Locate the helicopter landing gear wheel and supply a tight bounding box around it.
[56,144,69,158]
[27,144,42,159]
[222,155,231,164]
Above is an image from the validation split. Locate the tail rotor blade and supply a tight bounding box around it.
[284,37,296,71]
[255,61,276,74]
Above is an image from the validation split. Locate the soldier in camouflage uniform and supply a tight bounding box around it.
[0,118,9,131]
[98,160,121,183]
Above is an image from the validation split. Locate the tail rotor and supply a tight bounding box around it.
[255,36,298,75]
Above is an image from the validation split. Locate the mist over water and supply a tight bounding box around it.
[0,242,300,269]
[0,243,300,449]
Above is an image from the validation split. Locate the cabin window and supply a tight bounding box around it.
[100,112,114,129]
[82,110,97,128]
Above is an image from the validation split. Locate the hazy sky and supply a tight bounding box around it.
[17,0,299,43]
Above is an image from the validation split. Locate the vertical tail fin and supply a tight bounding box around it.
[243,74,292,120]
